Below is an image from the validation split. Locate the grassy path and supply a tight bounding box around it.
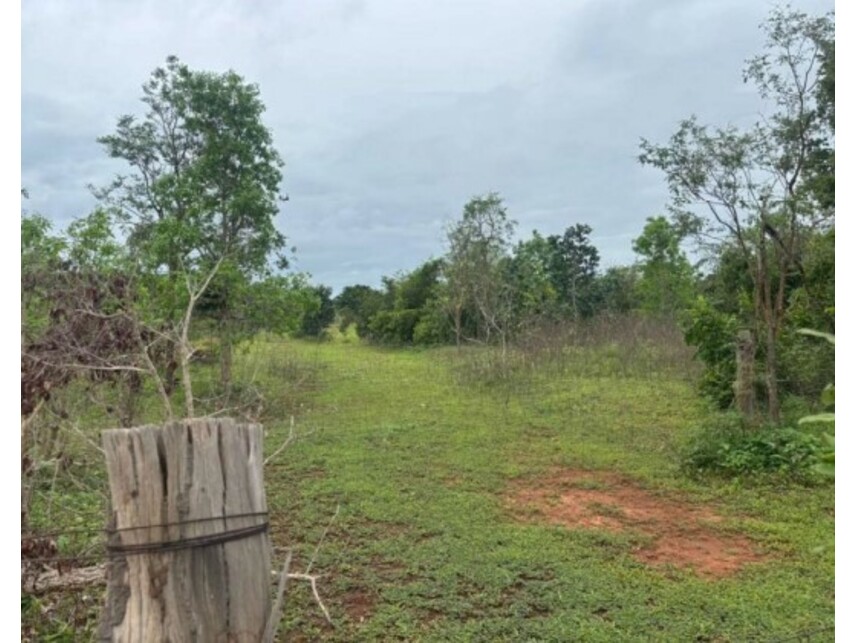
[254,340,833,641]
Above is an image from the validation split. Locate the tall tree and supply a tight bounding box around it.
[299,285,336,338]
[365,259,446,344]
[96,56,286,415]
[508,231,560,320]
[443,193,516,347]
[639,8,834,422]
[335,285,386,336]
[632,216,696,315]
[547,224,600,317]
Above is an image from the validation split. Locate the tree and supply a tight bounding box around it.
[299,285,336,338]
[443,193,516,347]
[507,231,560,320]
[365,259,446,344]
[335,285,386,337]
[547,224,600,318]
[639,8,833,422]
[196,270,320,391]
[594,266,640,314]
[21,214,66,346]
[21,211,173,426]
[632,216,696,315]
[96,56,286,416]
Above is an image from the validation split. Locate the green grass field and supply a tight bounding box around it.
[22,337,834,641]
[256,339,834,642]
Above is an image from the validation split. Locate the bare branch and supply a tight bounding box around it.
[264,416,297,467]
[263,549,293,643]
[306,503,340,575]
[285,573,333,626]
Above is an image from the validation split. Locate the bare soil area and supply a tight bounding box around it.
[506,469,767,577]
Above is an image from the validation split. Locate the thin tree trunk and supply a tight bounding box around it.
[220,335,233,403]
[180,341,194,418]
[757,230,781,424]
[764,322,781,423]
[180,312,195,418]
[454,304,462,349]
[734,330,756,419]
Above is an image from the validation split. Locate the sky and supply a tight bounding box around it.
[21,0,835,293]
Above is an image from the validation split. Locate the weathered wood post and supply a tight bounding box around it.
[734,329,756,419]
[99,418,272,642]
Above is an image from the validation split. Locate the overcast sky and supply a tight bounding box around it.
[22,0,834,292]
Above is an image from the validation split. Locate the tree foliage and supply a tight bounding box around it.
[444,193,516,346]
[547,224,600,318]
[632,216,696,315]
[95,56,288,413]
[639,7,834,422]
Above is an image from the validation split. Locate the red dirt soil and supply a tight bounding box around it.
[506,469,767,578]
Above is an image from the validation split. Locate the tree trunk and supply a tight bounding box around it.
[220,336,233,404]
[764,322,781,424]
[180,329,195,419]
[734,330,756,419]
[454,304,462,349]
[758,231,781,424]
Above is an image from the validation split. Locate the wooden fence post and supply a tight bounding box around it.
[734,329,756,419]
[99,418,272,642]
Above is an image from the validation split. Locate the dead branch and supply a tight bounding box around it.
[306,504,340,574]
[264,416,297,467]
[24,564,107,594]
[263,549,293,643]
[285,573,333,626]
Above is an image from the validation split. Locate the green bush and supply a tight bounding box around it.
[412,307,453,345]
[367,309,422,344]
[681,296,739,408]
[681,413,824,482]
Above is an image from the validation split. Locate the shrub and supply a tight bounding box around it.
[681,296,739,408]
[681,413,824,482]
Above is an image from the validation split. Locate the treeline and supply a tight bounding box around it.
[331,203,694,347]
[21,7,833,430]
[332,6,835,422]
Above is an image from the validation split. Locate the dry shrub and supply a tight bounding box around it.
[453,313,699,388]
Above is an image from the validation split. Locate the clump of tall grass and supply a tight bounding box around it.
[451,313,699,389]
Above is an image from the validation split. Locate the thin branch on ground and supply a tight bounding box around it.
[264,416,298,466]
[306,503,340,574]
[281,503,341,628]
[286,573,332,626]
[263,549,293,643]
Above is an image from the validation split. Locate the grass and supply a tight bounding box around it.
[22,337,834,641]
[256,339,834,642]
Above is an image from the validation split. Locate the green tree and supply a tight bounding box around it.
[444,193,516,347]
[632,216,696,315]
[507,231,560,320]
[594,266,640,314]
[96,56,286,416]
[547,224,600,318]
[366,259,447,344]
[22,210,176,425]
[21,215,67,344]
[639,8,833,422]
[299,285,336,338]
[335,285,386,337]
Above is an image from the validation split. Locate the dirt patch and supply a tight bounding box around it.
[342,587,375,622]
[506,469,766,578]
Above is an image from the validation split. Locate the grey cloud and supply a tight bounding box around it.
[23,0,834,291]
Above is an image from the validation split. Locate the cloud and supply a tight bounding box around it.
[22,0,834,290]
